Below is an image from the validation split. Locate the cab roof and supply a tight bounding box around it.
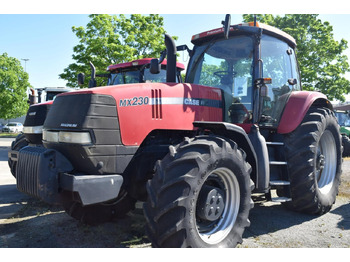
[107,58,185,72]
[191,22,297,48]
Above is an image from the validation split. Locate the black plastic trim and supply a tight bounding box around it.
[43,93,135,175]
[23,103,51,144]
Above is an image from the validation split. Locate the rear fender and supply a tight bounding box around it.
[277,91,332,134]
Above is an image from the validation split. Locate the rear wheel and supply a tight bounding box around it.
[284,107,342,215]
[8,133,29,178]
[63,190,136,225]
[143,135,253,248]
[342,134,350,157]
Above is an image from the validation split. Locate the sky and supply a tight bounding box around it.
[2,1,350,90]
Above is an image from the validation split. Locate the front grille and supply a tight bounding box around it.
[43,93,133,175]
[44,93,119,132]
[16,146,45,197]
[24,103,51,127]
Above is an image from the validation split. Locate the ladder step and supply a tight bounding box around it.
[270,180,290,186]
[269,161,287,165]
[271,196,292,203]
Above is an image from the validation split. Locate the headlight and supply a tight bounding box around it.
[43,130,92,144]
[59,132,92,144]
[23,126,43,134]
[43,130,59,142]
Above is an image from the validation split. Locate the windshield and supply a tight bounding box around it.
[144,68,167,83]
[186,35,254,123]
[46,92,60,101]
[108,68,170,85]
[108,70,141,85]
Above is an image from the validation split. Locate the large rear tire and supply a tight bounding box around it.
[8,133,29,178]
[143,135,253,248]
[284,107,342,215]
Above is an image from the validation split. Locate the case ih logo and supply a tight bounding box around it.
[184,98,200,106]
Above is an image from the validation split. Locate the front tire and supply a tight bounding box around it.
[284,107,342,215]
[143,135,253,248]
[8,133,29,178]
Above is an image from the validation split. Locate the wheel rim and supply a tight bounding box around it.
[196,167,240,245]
[316,130,337,195]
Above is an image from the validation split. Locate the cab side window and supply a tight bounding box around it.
[259,35,300,127]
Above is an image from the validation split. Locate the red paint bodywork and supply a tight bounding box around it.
[59,83,223,146]
[30,100,54,107]
[57,85,330,145]
[277,91,329,134]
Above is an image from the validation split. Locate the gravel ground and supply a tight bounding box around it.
[0,138,349,248]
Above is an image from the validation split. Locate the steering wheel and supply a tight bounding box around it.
[214,71,236,78]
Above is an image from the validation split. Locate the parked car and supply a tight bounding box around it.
[2,122,23,133]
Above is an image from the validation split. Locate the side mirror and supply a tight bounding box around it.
[78,73,85,85]
[150,58,161,74]
[177,45,192,56]
[255,77,272,97]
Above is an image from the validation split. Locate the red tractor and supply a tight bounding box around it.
[8,87,74,177]
[8,59,185,177]
[13,15,342,248]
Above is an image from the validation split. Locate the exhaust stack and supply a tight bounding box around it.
[164,34,177,83]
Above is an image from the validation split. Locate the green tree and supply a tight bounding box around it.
[0,53,30,120]
[243,14,350,102]
[60,14,172,88]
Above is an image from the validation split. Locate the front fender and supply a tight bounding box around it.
[277,91,332,134]
[193,121,262,191]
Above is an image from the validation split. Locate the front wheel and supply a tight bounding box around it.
[8,133,29,178]
[284,107,342,215]
[143,135,253,248]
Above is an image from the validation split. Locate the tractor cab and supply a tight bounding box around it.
[185,20,301,130]
[80,58,185,88]
[106,58,185,85]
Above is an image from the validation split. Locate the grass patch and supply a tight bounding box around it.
[0,132,19,138]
